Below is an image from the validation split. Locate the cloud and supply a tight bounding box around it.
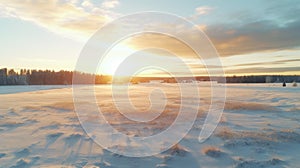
[1,0,299,63]
[186,58,300,71]
[195,6,213,16]
[126,17,300,60]
[187,6,213,21]
[234,58,300,67]
[81,0,94,9]
[125,33,199,59]
[0,0,120,36]
[125,3,300,61]
[206,19,300,56]
[225,66,300,75]
[101,0,120,9]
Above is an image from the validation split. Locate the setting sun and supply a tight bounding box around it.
[98,43,136,76]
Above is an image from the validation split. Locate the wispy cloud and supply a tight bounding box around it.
[187,6,213,21]
[81,0,94,9]
[126,33,199,59]
[124,3,300,59]
[195,6,213,16]
[126,17,300,60]
[206,19,300,56]
[2,1,299,58]
[0,0,120,36]
[225,66,300,75]
[101,0,120,9]
[234,59,300,67]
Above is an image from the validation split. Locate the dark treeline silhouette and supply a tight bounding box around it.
[131,75,300,83]
[224,75,300,83]
[0,68,299,85]
[0,68,111,85]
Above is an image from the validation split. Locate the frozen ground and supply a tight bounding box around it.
[0,85,69,94]
[0,83,299,168]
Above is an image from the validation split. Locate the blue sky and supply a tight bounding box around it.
[0,0,299,76]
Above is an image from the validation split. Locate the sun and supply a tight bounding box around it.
[97,37,192,78]
[97,43,166,77]
[97,44,137,76]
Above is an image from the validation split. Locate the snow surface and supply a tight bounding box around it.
[0,83,299,167]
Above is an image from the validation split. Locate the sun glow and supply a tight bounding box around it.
[97,44,137,76]
[97,43,172,77]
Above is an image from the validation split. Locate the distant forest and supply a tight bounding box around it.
[0,68,111,85]
[0,68,299,85]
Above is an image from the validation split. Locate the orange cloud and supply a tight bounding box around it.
[0,0,119,36]
[126,17,300,59]
[125,33,199,59]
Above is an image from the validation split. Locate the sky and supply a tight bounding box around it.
[0,0,299,76]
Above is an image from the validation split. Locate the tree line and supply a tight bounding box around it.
[0,68,299,85]
[224,75,300,83]
[0,68,111,85]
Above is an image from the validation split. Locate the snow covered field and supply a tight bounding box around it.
[0,83,299,168]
